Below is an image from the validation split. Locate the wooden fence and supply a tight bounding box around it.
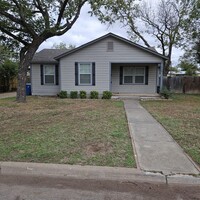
[163,76,200,94]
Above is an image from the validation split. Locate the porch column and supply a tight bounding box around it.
[160,61,164,90]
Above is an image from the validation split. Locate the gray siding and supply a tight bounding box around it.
[60,37,162,94]
[31,64,60,96]
[111,64,157,94]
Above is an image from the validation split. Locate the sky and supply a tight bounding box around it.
[38,3,184,66]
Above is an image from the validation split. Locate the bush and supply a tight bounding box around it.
[70,91,78,99]
[58,91,67,98]
[90,91,99,99]
[102,91,112,99]
[160,87,171,99]
[79,90,87,99]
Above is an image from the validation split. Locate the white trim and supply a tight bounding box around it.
[44,65,55,85]
[78,62,92,86]
[123,66,145,85]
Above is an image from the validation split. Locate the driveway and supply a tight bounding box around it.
[0,92,16,99]
[124,99,200,175]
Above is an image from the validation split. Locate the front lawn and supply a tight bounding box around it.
[0,97,135,167]
[141,94,200,167]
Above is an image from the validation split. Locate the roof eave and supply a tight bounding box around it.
[31,61,59,64]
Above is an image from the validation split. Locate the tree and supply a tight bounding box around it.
[0,60,18,92]
[178,60,199,76]
[182,0,200,64]
[0,43,19,64]
[196,40,200,63]
[0,0,119,102]
[52,42,76,49]
[96,0,193,75]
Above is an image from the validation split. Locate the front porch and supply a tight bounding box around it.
[110,63,162,94]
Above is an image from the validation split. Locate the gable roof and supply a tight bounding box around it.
[55,32,168,60]
[31,49,69,64]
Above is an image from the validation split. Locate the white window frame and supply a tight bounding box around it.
[123,66,145,85]
[44,65,55,85]
[78,63,92,85]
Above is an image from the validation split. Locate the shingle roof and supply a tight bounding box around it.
[31,49,69,64]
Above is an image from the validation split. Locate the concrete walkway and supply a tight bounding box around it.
[124,99,200,175]
[0,92,16,99]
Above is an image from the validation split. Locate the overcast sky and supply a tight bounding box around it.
[39,3,183,66]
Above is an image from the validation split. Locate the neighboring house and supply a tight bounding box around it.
[31,33,167,96]
[168,70,200,77]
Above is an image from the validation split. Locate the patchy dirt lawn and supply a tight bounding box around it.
[141,94,200,167]
[0,96,135,167]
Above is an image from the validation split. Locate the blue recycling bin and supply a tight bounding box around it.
[26,83,32,95]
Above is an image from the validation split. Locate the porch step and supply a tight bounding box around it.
[112,93,160,100]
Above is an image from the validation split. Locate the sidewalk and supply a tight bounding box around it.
[124,99,200,175]
[0,92,16,99]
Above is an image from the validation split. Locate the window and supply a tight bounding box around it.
[123,67,145,84]
[44,65,55,84]
[79,63,92,85]
[135,67,145,83]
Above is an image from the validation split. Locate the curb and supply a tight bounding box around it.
[0,162,200,186]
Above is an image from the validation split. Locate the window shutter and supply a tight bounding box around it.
[145,66,149,85]
[40,64,44,85]
[92,62,95,86]
[75,62,78,86]
[55,64,59,85]
[119,66,123,85]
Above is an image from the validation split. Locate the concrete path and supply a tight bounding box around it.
[0,92,16,99]
[124,99,200,175]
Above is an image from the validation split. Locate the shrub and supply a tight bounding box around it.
[102,91,112,99]
[79,90,87,99]
[70,91,78,99]
[160,87,171,99]
[58,91,67,98]
[90,91,99,99]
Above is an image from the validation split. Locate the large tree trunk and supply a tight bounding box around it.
[16,45,40,102]
[16,61,28,102]
[164,59,171,76]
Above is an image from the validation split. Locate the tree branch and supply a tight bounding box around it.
[56,0,70,27]
[0,27,28,46]
[54,0,87,35]
[1,1,37,37]
[33,0,50,29]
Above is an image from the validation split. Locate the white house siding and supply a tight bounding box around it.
[31,64,60,95]
[111,64,157,94]
[60,37,163,94]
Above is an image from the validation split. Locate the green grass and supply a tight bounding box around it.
[141,94,200,166]
[0,96,135,168]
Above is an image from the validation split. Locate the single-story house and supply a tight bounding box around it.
[31,33,167,96]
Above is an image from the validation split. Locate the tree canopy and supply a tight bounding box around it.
[178,60,199,76]
[182,0,200,64]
